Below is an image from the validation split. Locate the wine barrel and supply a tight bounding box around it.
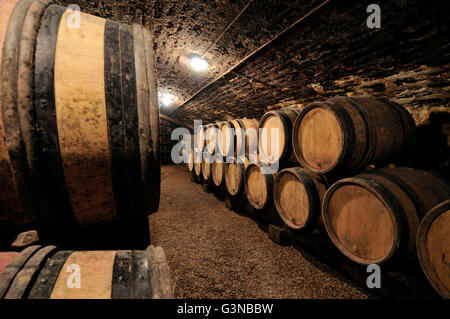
[0,245,173,299]
[187,149,195,172]
[211,155,226,187]
[293,97,415,176]
[201,156,213,182]
[205,123,219,155]
[194,150,203,178]
[244,163,275,211]
[417,200,450,298]
[196,124,206,151]
[258,108,300,165]
[225,156,250,196]
[236,118,259,157]
[274,167,327,231]
[323,168,450,267]
[217,120,240,157]
[0,0,160,242]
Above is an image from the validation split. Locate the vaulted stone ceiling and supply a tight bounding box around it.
[58,0,449,131]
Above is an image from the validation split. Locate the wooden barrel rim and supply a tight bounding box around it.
[235,119,253,156]
[244,163,273,211]
[323,176,409,266]
[0,245,41,298]
[416,200,450,299]
[293,101,354,174]
[142,26,161,214]
[4,245,56,299]
[274,167,321,230]
[17,0,54,221]
[1,0,41,226]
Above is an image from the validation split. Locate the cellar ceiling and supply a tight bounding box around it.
[57,0,449,130]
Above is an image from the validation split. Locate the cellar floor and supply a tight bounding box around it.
[149,165,376,299]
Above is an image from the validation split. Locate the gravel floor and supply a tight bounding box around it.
[149,165,375,299]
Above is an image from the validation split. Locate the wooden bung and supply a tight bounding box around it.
[0,245,173,299]
[274,167,328,231]
[416,200,450,298]
[0,0,160,243]
[292,97,416,177]
[322,167,450,267]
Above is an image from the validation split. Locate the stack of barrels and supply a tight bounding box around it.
[0,0,161,248]
[0,244,173,299]
[184,96,450,298]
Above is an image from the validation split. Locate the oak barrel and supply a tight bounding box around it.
[235,118,259,157]
[0,0,160,242]
[322,168,450,266]
[201,155,213,182]
[205,123,219,155]
[244,163,275,211]
[196,124,206,151]
[258,108,300,165]
[211,155,226,187]
[187,149,195,172]
[0,245,173,299]
[416,200,450,298]
[225,156,250,196]
[217,120,240,157]
[194,150,203,178]
[274,167,327,231]
[292,97,415,176]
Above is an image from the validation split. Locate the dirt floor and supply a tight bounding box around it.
[149,165,375,299]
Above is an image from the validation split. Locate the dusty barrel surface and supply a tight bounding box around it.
[201,156,213,182]
[217,120,241,157]
[244,164,275,211]
[194,150,203,178]
[274,167,327,231]
[322,168,450,267]
[292,97,415,177]
[258,108,300,165]
[0,0,160,241]
[0,245,173,299]
[204,123,219,155]
[211,155,226,187]
[416,200,450,298]
[225,156,250,196]
[235,118,258,157]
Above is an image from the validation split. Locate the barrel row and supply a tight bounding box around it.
[0,244,173,299]
[0,0,160,244]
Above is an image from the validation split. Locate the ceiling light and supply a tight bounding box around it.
[161,93,174,107]
[189,56,209,72]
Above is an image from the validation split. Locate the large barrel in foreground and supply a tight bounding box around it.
[323,168,450,267]
[0,245,173,299]
[417,200,450,298]
[0,0,160,243]
[292,97,415,177]
[274,167,327,231]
